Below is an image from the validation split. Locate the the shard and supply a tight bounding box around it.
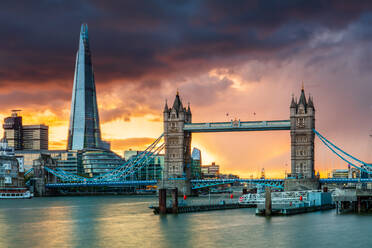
[67,24,102,150]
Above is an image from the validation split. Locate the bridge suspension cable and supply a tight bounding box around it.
[314,129,372,174]
[43,134,164,183]
[92,134,164,182]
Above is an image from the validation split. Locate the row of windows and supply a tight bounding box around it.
[295,161,310,173]
[296,136,308,143]
[168,154,179,158]
[167,138,179,145]
[169,165,180,173]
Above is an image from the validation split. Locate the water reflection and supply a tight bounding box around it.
[0,198,74,247]
[1,197,372,248]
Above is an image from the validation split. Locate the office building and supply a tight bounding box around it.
[124,150,164,180]
[3,111,49,151]
[136,155,164,180]
[332,169,348,178]
[201,162,220,178]
[22,125,48,150]
[67,24,103,150]
[3,110,23,150]
[191,148,202,179]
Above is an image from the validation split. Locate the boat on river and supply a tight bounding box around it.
[0,188,33,199]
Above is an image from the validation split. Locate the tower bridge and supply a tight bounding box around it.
[162,87,315,194]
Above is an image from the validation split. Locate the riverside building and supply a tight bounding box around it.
[0,138,24,188]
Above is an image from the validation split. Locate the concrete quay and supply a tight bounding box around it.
[334,189,372,213]
[256,204,334,216]
[150,203,254,215]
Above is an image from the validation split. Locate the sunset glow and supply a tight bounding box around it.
[0,1,371,179]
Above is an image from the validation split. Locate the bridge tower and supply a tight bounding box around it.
[162,92,192,195]
[290,87,315,179]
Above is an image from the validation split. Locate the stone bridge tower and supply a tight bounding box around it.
[290,87,315,179]
[162,92,192,195]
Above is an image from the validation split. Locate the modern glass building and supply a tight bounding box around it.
[136,155,164,180]
[191,147,202,179]
[124,150,164,180]
[54,151,82,175]
[67,24,102,150]
[81,149,124,177]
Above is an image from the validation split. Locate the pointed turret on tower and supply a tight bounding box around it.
[163,99,168,113]
[298,88,307,109]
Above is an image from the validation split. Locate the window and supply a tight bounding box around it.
[297,149,306,156]
[296,118,305,128]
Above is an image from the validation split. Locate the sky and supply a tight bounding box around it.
[0,0,372,178]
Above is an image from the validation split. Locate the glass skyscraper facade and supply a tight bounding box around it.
[68,24,102,150]
[191,147,202,179]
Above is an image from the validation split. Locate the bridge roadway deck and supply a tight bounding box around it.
[46,180,158,188]
[183,120,291,132]
[45,178,372,188]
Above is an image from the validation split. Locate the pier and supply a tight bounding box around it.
[151,203,254,214]
[152,189,255,214]
[334,189,372,213]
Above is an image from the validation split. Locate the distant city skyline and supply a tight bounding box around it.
[0,1,372,178]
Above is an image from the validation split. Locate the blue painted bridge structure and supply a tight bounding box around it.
[37,127,372,191]
[44,178,372,190]
[45,179,284,189]
[183,120,291,132]
[192,178,372,189]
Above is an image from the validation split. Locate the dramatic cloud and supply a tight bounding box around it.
[0,1,372,176]
[1,1,372,86]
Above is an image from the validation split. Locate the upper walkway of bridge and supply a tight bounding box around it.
[183,120,291,132]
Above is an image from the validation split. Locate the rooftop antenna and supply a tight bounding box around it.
[11,109,21,117]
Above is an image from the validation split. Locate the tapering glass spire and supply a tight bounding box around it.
[67,24,102,150]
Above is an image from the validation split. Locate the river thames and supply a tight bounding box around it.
[0,196,371,248]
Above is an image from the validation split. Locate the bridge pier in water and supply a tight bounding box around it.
[265,187,272,216]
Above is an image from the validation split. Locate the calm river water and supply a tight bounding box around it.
[0,196,371,248]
